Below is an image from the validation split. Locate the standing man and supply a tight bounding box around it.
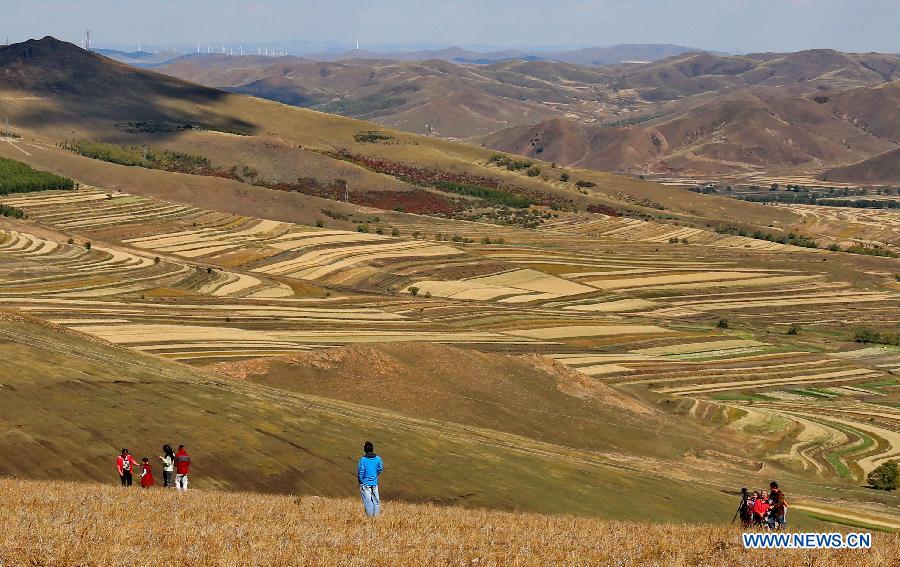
[769,481,787,529]
[174,445,191,491]
[117,449,138,487]
[357,441,383,517]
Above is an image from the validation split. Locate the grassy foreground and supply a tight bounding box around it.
[0,479,896,566]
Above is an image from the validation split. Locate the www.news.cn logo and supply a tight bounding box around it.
[743,532,872,549]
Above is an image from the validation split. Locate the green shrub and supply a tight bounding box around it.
[575,180,596,188]
[525,166,541,177]
[559,173,570,182]
[357,224,370,233]
[867,460,898,490]
[716,318,729,329]
[408,286,420,297]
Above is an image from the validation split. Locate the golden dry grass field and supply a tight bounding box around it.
[1,478,898,567]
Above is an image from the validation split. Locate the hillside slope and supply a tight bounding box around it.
[826,148,900,184]
[0,310,738,520]
[156,54,604,137]
[0,37,254,134]
[482,85,900,177]
[207,343,708,458]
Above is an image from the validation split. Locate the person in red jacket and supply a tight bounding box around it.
[752,490,770,527]
[116,449,139,487]
[174,445,191,492]
[139,457,156,488]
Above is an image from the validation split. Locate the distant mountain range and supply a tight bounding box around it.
[294,43,704,65]
[48,38,900,182]
[97,43,705,68]
[95,48,185,66]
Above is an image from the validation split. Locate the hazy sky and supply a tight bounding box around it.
[4,0,900,54]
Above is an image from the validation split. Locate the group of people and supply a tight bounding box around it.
[737,481,787,530]
[117,445,191,490]
[115,441,796,526]
[115,440,384,518]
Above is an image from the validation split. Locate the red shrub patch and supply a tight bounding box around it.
[586,204,621,217]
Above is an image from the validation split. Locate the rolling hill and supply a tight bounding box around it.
[146,44,900,180]
[827,148,900,184]
[155,54,580,137]
[483,81,900,177]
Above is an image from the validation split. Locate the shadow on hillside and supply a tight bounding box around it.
[1,37,259,140]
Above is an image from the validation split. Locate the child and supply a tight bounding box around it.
[140,457,155,488]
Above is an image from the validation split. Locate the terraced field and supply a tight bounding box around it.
[783,205,900,252]
[2,185,899,511]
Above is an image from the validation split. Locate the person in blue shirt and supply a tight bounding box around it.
[357,440,384,517]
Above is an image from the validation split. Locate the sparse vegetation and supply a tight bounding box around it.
[321,209,350,221]
[854,328,900,346]
[434,181,532,208]
[488,154,534,171]
[59,140,232,178]
[843,244,898,258]
[602,112,668,128]
[324,150,548,211]
[716,225,819,249]
[116,121,252,136]
[0,203,27,219]
[354,130,395,143]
